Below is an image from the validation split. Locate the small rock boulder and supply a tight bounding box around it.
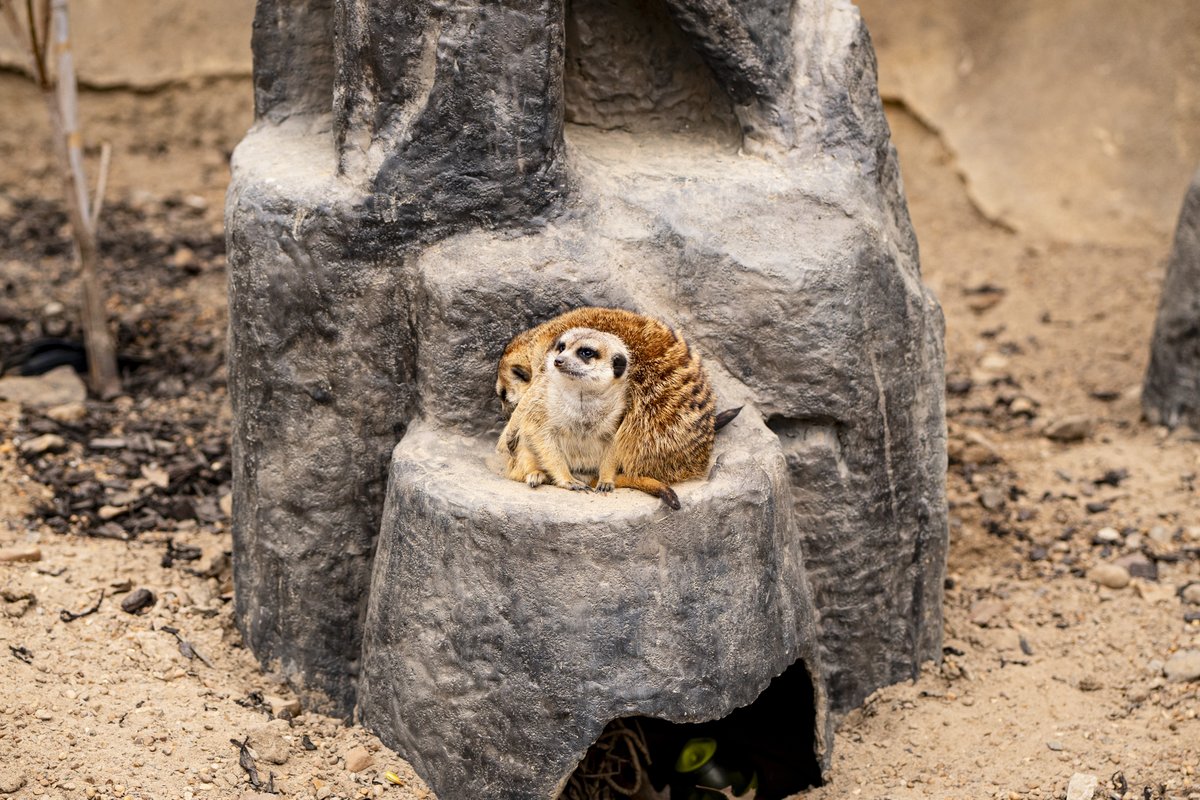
[1087,563,1130,589]
[1164,650,1200,683]
[345,745,374,773]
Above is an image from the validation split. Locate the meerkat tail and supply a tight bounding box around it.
[614,475,681,510]
[714,406,743,431]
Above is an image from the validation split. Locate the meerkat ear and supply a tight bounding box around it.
[612,353,628,378]
[510,365,531,383]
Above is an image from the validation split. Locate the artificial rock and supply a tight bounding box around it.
[227,0,946,796]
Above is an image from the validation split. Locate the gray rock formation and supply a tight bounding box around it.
[1144,170,1200,430]
[226,0,946,795]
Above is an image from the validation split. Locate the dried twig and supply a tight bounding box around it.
[59,589,104,622]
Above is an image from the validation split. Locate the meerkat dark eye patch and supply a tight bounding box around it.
[510,365,531,383]
[612,353,627,378]
[555,340,566,353]
[577,346,597,361]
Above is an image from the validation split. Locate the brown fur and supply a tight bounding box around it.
[497,308,717,509]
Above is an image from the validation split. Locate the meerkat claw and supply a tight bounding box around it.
[525,471,547,488]
[594,481,614,493]
[565,479,592,492]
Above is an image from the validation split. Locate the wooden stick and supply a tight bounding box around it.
[47,0,120,398]
[90,140,111,225]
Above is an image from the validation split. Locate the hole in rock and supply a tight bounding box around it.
[563,0,739,141]
[560,660,822,799]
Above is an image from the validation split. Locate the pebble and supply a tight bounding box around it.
[1113,552,1156,581]
[345,745,375,773]
[44,402,87,423]
[1094,527,1122,544]
[247,721,290,765]
[0,546,42,563]
[979,487,1006,512]
[1046,740,1064,751]
[264,693,300,718]
[34,708,52,721]
[1164,650,1200,683]
[1182,584,1200,606]
[0,366,86,409]
[1044,416,1094,443]
[1066,772,1098,800]
[19,434,66,455]
[1009,396,1037,417]
[1087,563,1130,589]
[0,771,25,794]
[1149,525,1173,544]
[120,588,157,614]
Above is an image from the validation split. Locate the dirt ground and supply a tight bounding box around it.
[0,61,1198,800]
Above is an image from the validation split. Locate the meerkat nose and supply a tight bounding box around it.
[553,357,565,369]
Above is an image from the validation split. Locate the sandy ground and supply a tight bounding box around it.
[0,63,1198,800]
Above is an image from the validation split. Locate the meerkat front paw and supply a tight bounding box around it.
[525,471,547,488]
[594,479,614,493]
[560,477,592,492]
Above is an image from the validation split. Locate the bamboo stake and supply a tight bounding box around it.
[44,0,120,398]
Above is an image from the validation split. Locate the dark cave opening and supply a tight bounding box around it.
[561,659,823,799]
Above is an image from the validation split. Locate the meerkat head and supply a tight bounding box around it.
[546,328,630,389]
[496,337,534,414]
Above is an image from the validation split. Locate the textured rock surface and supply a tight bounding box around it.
[1144,170,1200,430]
[360,415,828,799]
[227,0,946,792]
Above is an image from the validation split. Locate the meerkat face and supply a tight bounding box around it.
[495,347,533,413]
[546,328,630,388]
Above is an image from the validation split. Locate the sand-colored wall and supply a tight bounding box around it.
[856,0,1200,245]
[0,0,253,87]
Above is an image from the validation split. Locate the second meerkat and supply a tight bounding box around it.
[500,308,731,508]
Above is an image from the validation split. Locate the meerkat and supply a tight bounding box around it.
[498,308,737,509]
[503,327,631,491]
[496,306,741,429]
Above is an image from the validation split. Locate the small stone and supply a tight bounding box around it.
[98,505,128,520]
[1044,416,1094,443]
[247,721,290,765]
[978,487,1006,512]
[0,546,41,564]
[1094,527,1122,544]
[219,493,233,518]
[1148,525,1172,544]
[0,770,26,794]
[34,708,52,721]
[1164,650,1200,682]
[265,693,301,718]
[1182,584,1200,605]
[969,599,1006,627]
[120,588,156,614]
[1087,563,1130,589]
[1009,396,1037,417]
[1046,740,1064,751]
[1113,552,1157,581]
[44,402,86,423]
[979,353,1009,372]
[949,431,1002,466]
[0,366,86,409]
[345,745,374,773]
[19,434,66,455]
[170,247,197,269]
[1066,772,1098,800]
